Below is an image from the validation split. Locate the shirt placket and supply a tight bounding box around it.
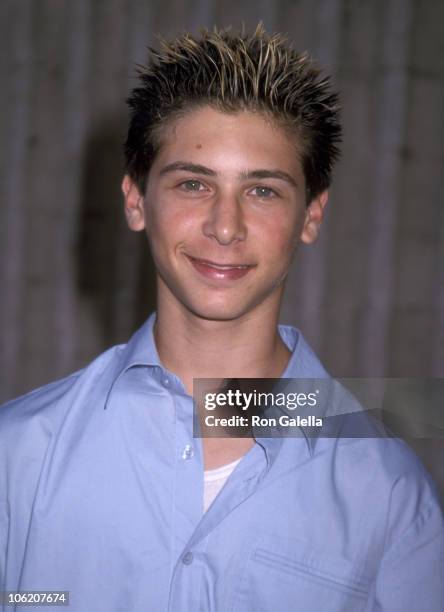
[168,390,205,608]
[168,439,270,611]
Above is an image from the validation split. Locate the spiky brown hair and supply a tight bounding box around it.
[124,24,341,200]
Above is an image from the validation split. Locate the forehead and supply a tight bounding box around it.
[151,105,304,177]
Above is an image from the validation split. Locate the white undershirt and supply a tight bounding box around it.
[203,458,242,512]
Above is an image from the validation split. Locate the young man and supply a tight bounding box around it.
[0,26,443,611]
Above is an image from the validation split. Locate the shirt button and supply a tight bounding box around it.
[182,444,194,460]
[182,551,194,565]
[163,377,169,386]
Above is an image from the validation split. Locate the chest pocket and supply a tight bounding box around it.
[233,534,371,612]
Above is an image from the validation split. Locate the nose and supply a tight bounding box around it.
[202,193,247,245]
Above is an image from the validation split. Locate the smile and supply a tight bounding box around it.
[186,255,255,280]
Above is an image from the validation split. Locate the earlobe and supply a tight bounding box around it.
[122,175,146,232]
[301,190,328,244]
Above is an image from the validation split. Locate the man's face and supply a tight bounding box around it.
[123,106,327,322]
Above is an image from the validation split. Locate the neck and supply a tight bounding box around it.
[153,282,292,470]
[154,287,291,396]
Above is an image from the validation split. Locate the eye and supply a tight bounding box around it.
[179,179,207,192]
[250,185,278,199]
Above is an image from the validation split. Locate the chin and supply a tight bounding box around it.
[187,303,249,322]
[161,275,283,322]
[181,290,273,322]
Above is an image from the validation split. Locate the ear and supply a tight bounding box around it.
[300,190,328,244]
[122,175,146,231]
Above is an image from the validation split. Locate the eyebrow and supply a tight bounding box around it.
[158,161,299,188]
[239,169,298,189]
[159,162,216,177]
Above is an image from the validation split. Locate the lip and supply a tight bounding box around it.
[186,255,255,281]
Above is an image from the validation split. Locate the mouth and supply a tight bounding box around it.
[185,255,256,281]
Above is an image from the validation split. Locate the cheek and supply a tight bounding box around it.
[145,192,187,232]
[145,200,202,258]
[258,215,302,261]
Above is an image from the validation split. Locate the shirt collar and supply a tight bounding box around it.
[255,324,330,458]
[104,313,330,455]
[119,312,160,367]
[104,313,160,408]
[278,324,329,379]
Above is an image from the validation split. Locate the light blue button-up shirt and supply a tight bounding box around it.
[1,314,443,611]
